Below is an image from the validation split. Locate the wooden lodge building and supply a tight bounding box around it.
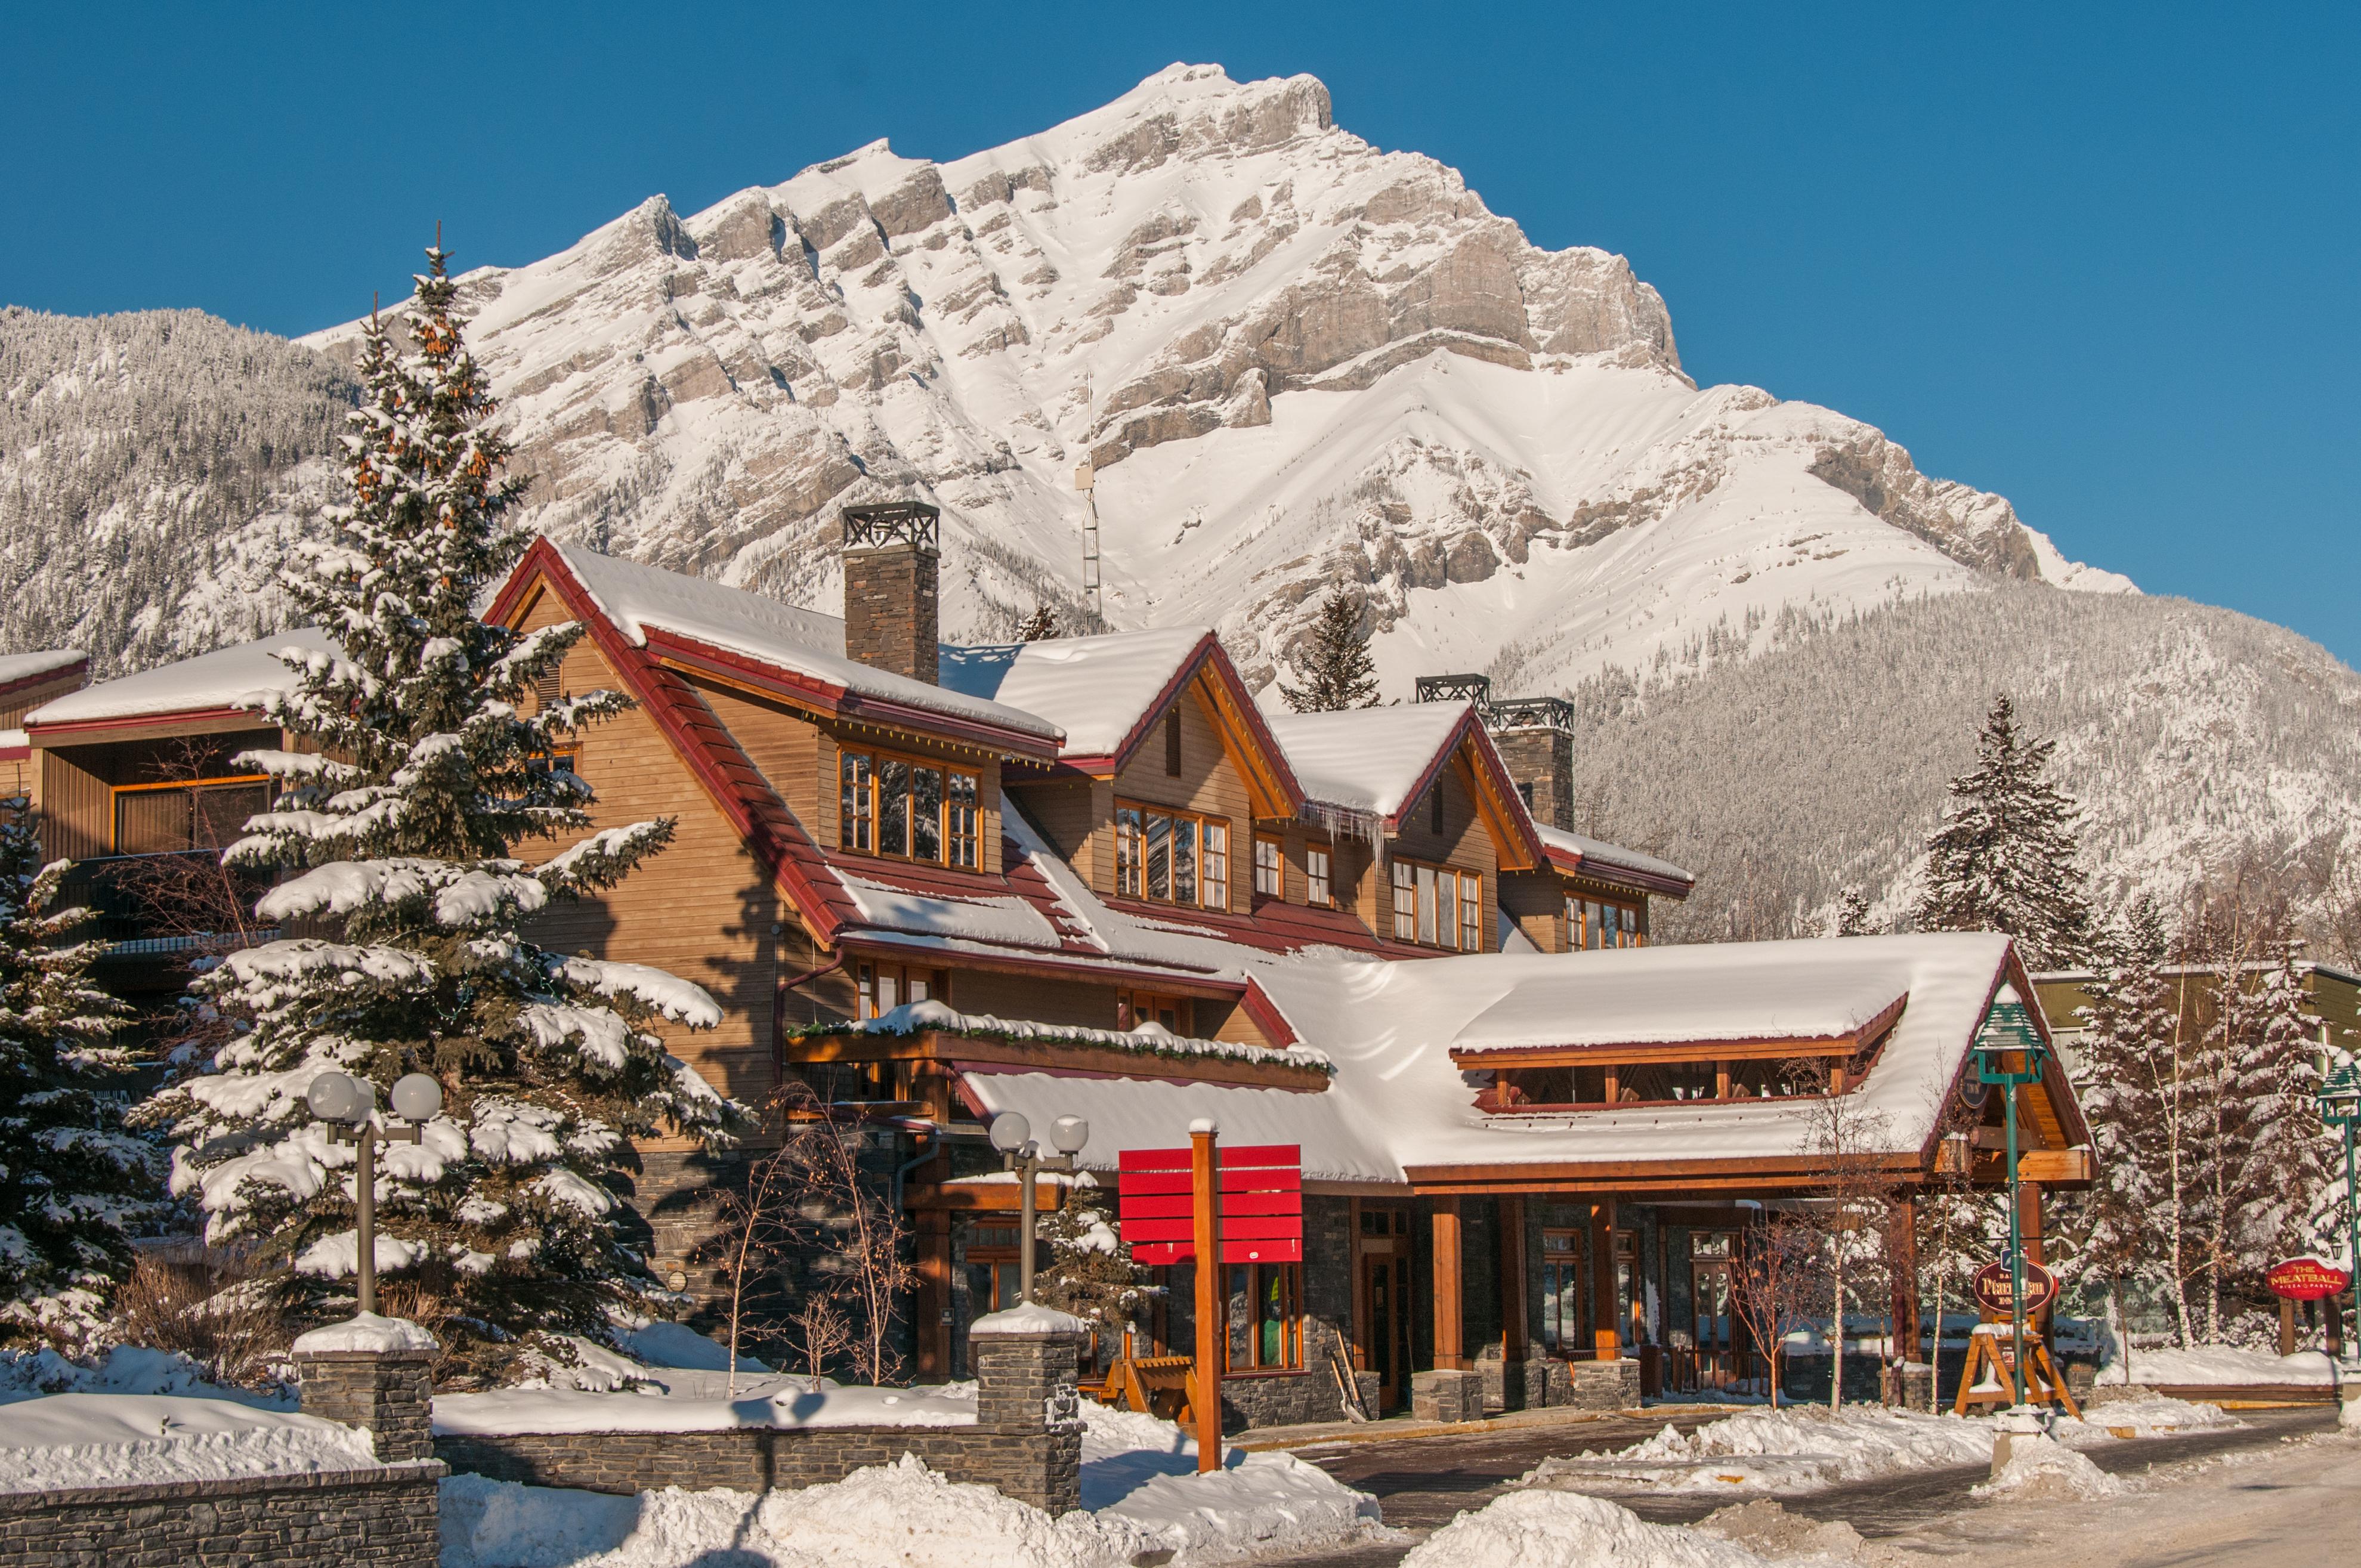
[20,505,2094,1425]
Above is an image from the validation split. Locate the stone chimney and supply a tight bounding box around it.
[841,502,941,684]
[1416,673,1574,832]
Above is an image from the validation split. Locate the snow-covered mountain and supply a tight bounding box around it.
[299,63,2132,693]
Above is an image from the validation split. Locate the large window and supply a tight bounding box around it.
[1225,1261,1302,1372]
[1391,858,1482,950]
[840,748,981,868]
[1568,895,1643,950]
[1114,802,1229,910]
[113,778,270,855]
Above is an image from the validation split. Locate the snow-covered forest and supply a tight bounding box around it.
[0,305,354,672]
[1560,583,2361,962]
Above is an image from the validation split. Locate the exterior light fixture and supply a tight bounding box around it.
[989,1108,1090,1304]
[306,1069,445,1315]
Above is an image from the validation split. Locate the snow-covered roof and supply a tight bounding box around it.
[972,933,2028,1181]
[1264,703,1474,817]
[26,630,331,727]
[551,546,1062,744]
[1537,824,1696,889]
[0,649,85,687]
[939,627,1209,758]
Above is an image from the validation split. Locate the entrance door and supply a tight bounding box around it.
[1361,1251,1413,1409]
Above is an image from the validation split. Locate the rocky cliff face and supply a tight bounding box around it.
[302,63,2129,694]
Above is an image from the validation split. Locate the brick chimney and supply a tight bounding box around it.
[841,502,941,685]
[1417,673,1574,831]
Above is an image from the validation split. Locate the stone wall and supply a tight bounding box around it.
[0,1462,443,1567]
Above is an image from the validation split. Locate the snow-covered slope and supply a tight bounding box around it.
[299,63,2128,693]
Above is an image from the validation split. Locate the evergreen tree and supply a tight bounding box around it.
[1278,589,1380,712]
[1031,1189,1151,1344]
[147,246,744,1375]
[0,807,154,1349]
[1831,888,1874,937]
[2230,945,2333,1270]
[1914,694,2093,968]
[1015,604,1058,642]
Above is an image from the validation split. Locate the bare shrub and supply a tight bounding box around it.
[109,1254,292,1390]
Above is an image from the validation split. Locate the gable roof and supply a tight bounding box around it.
[1265,703,1546,871]
[945,628,1302,817]
[503,543,1064,756]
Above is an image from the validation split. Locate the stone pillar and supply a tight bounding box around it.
[293,1317,438,1463]
[969,1311,1086,1516]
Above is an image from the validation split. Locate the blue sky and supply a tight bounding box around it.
[5,4,2354,661]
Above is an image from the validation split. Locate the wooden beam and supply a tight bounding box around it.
[2015,1150,2091,1183]
[1432,1198,1468,1371]
[1498,1196,1527,1363]
[902,1182,1070,1212]
[1191,1126,1223,1472]
[1590,1198,1619,1361]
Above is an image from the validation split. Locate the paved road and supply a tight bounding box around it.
[1269,1405,2338,1567]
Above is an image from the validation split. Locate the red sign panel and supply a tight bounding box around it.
[1971,1260,2058,1318]
[1117,1144,1303,1264]
[2267,1257,2351,1301]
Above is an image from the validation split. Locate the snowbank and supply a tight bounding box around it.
[2096,1344,2341,1385]
[0,1393,378,1492]
[439,1457,1151,1568]
[1079,1405,1385,1563]
[1973,1433,2122,1501]
[432,1377,979,1436]
[1401,1490,1765,1568]
[0,1344,291,1409]
[1523,1399,2235,1497]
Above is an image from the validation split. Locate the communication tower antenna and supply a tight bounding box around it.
[1074,459,1103,620]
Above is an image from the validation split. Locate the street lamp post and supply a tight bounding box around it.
[1971,985,2051,1411]
[306,1070,446,1315]
[989,1111,1091,1304]
[2318,1056,2361,1363]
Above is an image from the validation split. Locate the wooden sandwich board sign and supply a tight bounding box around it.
[1952,1321,2081,1419]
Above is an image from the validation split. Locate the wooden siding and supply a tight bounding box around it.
[1110,678,1249,912]
[1006,776,1097,884]
[515,590,782,1140]
[949,967,1118,1029]
[35,749,110,861]
[0,670,89,729]
[1498,871,1566,953]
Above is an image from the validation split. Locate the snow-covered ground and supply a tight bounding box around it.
[1519,1398,2237,1497]
[2096,1344,2344,1385]
[441,1405,1383,1567]
[1401,1490,1763,1568]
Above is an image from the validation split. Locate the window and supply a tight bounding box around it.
[1225,1261,1302,1372]
[856,961,945,1020]
[1392,859,1482,950]
[1253,836,1283,898]
[113,778,271,855]
[1540,1230,1586,1352]
[1114,800,1231,909]
[1568,895,1644,951]
[839,747,980,867]
[1119,990,1191,1033]
[1165,708,1182,776]
[1305,843,1333,908]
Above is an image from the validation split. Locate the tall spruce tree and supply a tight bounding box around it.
[1278,589,1380,712]
[148,246,744,1374]
[1914,694,2093,968]
[0,806,154,1349]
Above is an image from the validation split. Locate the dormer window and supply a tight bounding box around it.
[1392,858,1481,950]
[839,747,981,869]
[1115,800,1229,910]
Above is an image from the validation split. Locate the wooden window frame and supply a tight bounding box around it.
[1539,1229,1586,1353]
[110,774,272,856]
[1304,842,1333,909]
[1391,856,1482,951]
[1118,989,1192,1034]
[1113,799,1231,911]
[855,960,947,1021]
[1223,1260,1304,1374]
[1253,834,1283,898]
[839,746,981,869]
[1568,894,1645,951]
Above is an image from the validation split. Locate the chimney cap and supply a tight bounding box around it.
[1488,695,1575,733]
[1414,673,1492,706]
[842,502,941,553]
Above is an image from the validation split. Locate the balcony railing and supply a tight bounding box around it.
[51,851,279,958]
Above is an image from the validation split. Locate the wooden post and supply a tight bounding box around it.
[1189,1121,1222,1473]
[1591,1197,1620,1360]
[1603,1066,1621,1104]
[1715,1062,1731,1100]
[1887,1196,1918,1384]
[2018,1180,2050,1346]
[1498,1196,1528,1363]
[1432,1199,1467,1370]
[917,1210,953,1377]
[2279,1298,2298,1357]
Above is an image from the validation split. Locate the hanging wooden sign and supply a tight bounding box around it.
[2266,1256,2351,1301]
[1970,1259,2057,1318]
